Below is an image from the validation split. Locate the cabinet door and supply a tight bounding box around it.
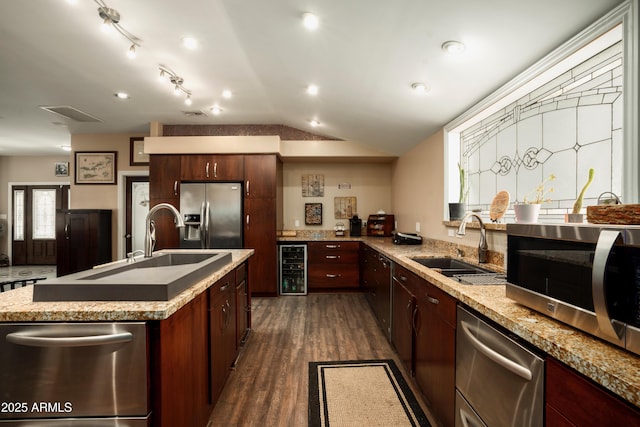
[392,275,415,375]
[181,155,244,181]
[244,155,277,198]
[415,281,456,427]
[210,272,235,405]
[244,198,277,295]
[546,357,640,426]
[149,155,180,200]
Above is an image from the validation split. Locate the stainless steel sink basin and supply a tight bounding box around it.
[33,250,232,302]
[410,257,506,285]
[410,257,491,277]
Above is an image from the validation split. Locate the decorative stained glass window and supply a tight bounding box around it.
[32,189,56,239]
[13,189,24,241]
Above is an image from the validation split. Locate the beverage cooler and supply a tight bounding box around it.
[279,245,307,295]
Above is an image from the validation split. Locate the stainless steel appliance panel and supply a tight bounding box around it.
[455,391,487,427]
[0,323,148,420]
[180,183,243,249]
[506,223,640,354]
[456,306,544,427]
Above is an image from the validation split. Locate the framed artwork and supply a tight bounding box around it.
[75,151,117,185]
[334,196,357,219]
[130,137,149,166]
[54,161,69,177]
[305,203,323,225]
[302,174,325,197]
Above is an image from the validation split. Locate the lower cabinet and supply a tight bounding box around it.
[391,264,417,376]
[151,262,247,427]
[210,270,238,405]
[546,357,640,426]
[361,246,392,337]
[307,241,360,290]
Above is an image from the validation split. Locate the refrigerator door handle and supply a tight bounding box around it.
[204,202,211,248]
[199,201,206,249]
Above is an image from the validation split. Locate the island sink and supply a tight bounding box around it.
[33,250,232,302]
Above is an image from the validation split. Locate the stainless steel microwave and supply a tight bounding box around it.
[506,223,640,356]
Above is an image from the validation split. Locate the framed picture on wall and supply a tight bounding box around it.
[305,203,322,225]
[75,151,117,185]
[54,162,69,177]
[129,137,149,166]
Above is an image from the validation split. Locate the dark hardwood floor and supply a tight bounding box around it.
[208,293,434,426]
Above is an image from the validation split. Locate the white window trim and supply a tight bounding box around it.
[443,0,638,220]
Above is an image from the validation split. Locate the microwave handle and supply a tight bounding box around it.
[592,229,625,341]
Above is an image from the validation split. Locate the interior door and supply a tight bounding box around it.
[125,177,149,256]
[12,185,69,265]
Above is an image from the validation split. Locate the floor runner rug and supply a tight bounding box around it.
[308,359,431,427]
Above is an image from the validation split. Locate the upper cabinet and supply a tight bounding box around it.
[149,155,181,200]
[181,155,244,182]
[244,155,278,198]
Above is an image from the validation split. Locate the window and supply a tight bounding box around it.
[13,189,24,241]
[444,2,638,220]
[32,189,56,239]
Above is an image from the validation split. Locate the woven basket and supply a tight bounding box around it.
[586,204,640,224]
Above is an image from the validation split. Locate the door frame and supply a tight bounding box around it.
[117,171,149,260]
[6,181,70,265]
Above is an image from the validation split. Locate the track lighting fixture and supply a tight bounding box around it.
[158,65,193,103]
[94,0,142,59]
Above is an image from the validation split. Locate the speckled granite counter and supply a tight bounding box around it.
[280,235,640,408]
[0,249,253,322]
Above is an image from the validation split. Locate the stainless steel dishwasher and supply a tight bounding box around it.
[0,322,149,426]
[455,306,544,427]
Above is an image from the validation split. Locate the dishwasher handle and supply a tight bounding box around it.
[460,321,532,381]
[6,331,134,348]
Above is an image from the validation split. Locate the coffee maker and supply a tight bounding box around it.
[350,215,362,236]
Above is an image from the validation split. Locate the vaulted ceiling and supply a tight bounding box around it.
[0,0,624,156]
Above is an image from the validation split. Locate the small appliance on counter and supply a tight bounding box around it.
[350,215,362,236]
[334,222,346,237]
[366,213,395,236]
[392,231,423,245]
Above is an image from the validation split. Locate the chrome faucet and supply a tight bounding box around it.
[456,212,488,263]
[144,203,185,257]
[126,249,145,263]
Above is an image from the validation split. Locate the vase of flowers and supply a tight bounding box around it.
[449,163,468,221]
[514,174,555,223]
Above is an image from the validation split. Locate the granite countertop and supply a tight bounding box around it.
[279,234,640,407]
[0,249,254,322]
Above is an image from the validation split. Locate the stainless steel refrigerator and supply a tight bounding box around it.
[179,182,243,249]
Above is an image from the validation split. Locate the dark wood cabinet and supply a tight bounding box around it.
[546,357,640,426]
[181,155,244,181]
[391,264,417,376]
[55,209,112,276]
[307,241,360,290]
[361,246,392,338]
[414,278,456,427]
[151,292,210,427]
[243,154,282,296]
[149,155,181,250]
[209,270,237,405]
[235,262,249,344]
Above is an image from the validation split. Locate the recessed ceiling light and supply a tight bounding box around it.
[302,13,319,30]
[411,82,429,94]
[310,119,320,127]
[441,40,466,55]
[222,89,232,99]
[114,92,130,99]
[182,37,198,50]
[60,145,72,152]
[211,106,222,115]
[306,84,319,96]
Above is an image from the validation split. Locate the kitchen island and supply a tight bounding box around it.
[280,235,640,414]
[0,249,253,427]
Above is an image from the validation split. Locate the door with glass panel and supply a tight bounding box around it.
[12,185,69,265]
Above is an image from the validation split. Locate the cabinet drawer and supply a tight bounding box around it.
[308,265,359,288]
[422,282,456,327]
[308,250,359,264]
[308,241,359,253]
[235,263,246,284]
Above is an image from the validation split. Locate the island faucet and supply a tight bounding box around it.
[144,203,185,257]
[456,212,488,263]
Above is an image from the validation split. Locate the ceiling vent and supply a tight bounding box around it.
[39,106,102,123]
[182,110,208,117]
